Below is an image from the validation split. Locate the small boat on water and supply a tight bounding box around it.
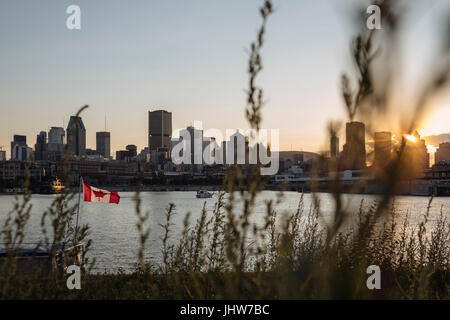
[37,178,66,194]
[196,190,213,198]
[52,178,66,193]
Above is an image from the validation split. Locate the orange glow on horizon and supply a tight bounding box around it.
[405,135,417,143]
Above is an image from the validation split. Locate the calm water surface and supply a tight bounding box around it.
[0,191,448,272]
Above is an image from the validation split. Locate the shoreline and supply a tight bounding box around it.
[1,186,448,197]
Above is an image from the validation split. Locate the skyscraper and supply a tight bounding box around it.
[10,135,31,161]
[96,132,111,158]
[342,121,366,170]
[148,110,172,155]
[176,126,203,171]
[47,127,65,161]
[48,127,65,145]
[66,116,86,156]
[229,130,249,164]
[35,131,47,161]
[10,135,26,159]
[374,131,392,167]
[403,131,430,171]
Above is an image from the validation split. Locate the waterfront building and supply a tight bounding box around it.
[148,109,172,156]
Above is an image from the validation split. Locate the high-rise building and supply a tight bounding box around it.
[96,132,111,158]
[12,135,26,145]
[0,150,6,161]
[148,110,172,155]
[221,140,227,165]
[10,135,31,161]
[374,131,392,167]
[342,121,366,170]
[330,135,339,159]
[10,135,26,159]
[176,126,203,171]
[229,130,249,164]
[48,127,65,144]
[35,131,47,161]
[435,142,450,164]
[404,131,430,169]
[66,116,86,156]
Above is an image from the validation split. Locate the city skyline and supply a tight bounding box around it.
[0,0,449,157]
[1,109,449,162]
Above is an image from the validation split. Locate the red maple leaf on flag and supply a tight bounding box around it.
[83,181,120,204]
[93,190,107,198]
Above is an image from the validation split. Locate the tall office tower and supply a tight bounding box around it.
[330,135,339,159]
[48,127,65,144]
[342,121,366,170]
[222,140,227,165]
[66,116,86,156]
[404,131,430,169]
[0,150,6,161]
[35,131,47,161]
[229,130,249,164]
[47,127,65,161]
[435,142,450,164]
[96,132,111,158]
[374,131,392,167]
[176,126,203,171]
[184,126,203,163]
[148,110,172,155]
[10,135,29,161]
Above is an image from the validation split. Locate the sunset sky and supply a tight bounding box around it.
[0,0,449,157]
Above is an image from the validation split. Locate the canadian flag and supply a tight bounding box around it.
[83,181,120,204]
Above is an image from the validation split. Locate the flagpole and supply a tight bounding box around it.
[75,176,82,242]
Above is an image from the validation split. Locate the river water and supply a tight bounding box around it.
[0,191,448,272]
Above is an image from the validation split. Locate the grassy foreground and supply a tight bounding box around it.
[1,193,449,299]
